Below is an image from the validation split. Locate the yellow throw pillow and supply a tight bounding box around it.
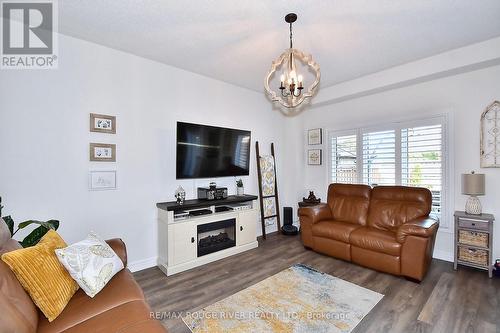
[1,230,79,322]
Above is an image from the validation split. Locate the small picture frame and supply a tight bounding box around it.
[90,113,116,134]
[89,170,117,190]
[308,149,322,165]
[308,128,322,145]
[90,143,116,162]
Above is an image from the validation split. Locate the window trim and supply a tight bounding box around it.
[327,114,451,230]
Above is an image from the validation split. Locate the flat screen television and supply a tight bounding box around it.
[176,122,251,179]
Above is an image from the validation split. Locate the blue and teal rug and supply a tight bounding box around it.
[182,264,383,332]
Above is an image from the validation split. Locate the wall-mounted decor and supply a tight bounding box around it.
[89,143,116,162]
[480,101,500,168]
[89,170,117,190]
[90,113,116,134]
[308,149,322,165]
[308,128,322,145]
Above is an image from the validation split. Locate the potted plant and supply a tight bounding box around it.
[1,198,60,248]
[236,179,244,196]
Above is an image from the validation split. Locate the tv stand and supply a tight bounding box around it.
[156,195,259,276]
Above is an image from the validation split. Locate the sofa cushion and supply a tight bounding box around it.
[327,183,371,225]
[47,300,165,333]
[312,220,362,243]
[1,230,79,322]
[367,186,432,231]
[349,227,401,256]
[37,269,145,333]
[55,232,124,298]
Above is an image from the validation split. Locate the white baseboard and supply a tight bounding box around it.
[433,249,453,262]
[128,256,158,272]
[127,249,453,273]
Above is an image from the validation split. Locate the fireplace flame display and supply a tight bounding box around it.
[197,219,236,257]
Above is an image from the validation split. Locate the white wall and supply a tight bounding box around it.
[294,64,500,261]
[0,34,289,271]
[2,32,499,271]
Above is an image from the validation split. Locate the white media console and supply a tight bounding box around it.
[156,195,259,276]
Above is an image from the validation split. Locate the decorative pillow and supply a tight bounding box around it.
[1,230,79,322]
[55,232,124,298]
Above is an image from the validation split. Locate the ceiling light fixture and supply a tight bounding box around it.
[264,13,320,111]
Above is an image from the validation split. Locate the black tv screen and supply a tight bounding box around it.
[176,122,251,179]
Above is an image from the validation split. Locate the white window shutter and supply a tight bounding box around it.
[401,124,443,219]
[330,134,357,184]
[362,130,396,186]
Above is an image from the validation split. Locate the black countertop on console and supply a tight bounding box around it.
[156,194,258,211]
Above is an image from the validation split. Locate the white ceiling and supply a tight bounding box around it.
[59,1,500,92]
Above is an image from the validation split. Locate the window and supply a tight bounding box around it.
[330,134,357,183]
[362,130,396,186]
[401,124,443,217]
[329,116,446,223]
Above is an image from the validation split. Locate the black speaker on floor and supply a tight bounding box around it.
[281,207,298,236]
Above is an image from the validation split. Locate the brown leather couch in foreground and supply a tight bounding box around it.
[0,228,166,333]
[299,184,439,281]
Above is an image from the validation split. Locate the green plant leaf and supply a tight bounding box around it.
[2,216,14,236]
[20,226,50,248]
[17,220,59,231]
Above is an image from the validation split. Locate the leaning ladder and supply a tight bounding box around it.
[255,142,281,239]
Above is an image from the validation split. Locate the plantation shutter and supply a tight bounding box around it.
[401,124,443,219]
[362,130,396,186]
[330,134,357,183]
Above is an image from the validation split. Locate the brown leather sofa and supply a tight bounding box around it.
[299,184,439,281]
[0,224,166,333]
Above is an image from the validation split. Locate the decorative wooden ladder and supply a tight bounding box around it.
[255,142,281,239]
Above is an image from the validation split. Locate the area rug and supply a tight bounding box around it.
[182,264,383,333]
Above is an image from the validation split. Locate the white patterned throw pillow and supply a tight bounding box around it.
[55,232,124,297]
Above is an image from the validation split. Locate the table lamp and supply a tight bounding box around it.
[461,171,485,215]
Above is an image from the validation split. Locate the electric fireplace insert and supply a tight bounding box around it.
[197,218,236,257]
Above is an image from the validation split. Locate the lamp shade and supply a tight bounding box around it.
[461,173,485,196]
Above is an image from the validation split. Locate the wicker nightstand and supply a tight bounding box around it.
[454,211,494,278]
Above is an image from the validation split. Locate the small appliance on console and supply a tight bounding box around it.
[197,183,228,200]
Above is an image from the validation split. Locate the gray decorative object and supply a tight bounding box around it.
[174,186,186,204]
[480,101,500,167]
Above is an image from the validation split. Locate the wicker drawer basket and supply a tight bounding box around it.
[458,246,488,266]
[458,230,489,248]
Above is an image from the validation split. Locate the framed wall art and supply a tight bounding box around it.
[307,149,322,165]
[480,101,500,168]
[89,170,117,190]
[308,128,322,145]
[89,143,116,162]
[90,113,116,134]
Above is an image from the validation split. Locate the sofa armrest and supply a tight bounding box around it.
[298,203,332,224]
[396,217,439,244]
[106,238,127,267]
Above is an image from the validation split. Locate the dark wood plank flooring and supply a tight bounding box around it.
[134,233,500,333]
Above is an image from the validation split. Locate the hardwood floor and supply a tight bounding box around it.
[134,233,500,333]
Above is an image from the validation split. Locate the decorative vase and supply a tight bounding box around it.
[465,195,482,215]
[237,186,244,196]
